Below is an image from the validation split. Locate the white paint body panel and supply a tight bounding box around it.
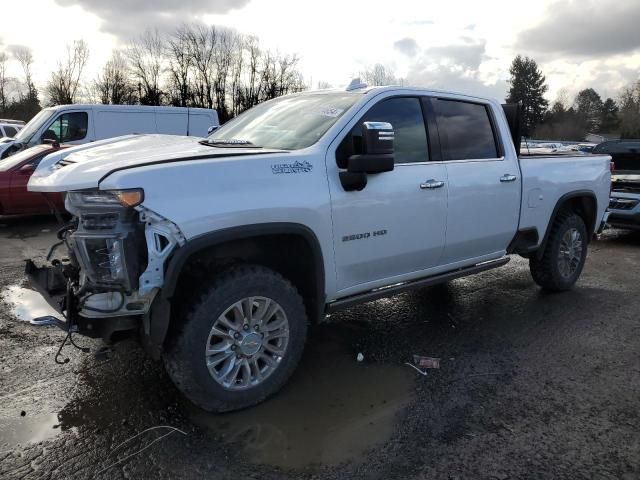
[0,104,219,156]
[28,87,611,303]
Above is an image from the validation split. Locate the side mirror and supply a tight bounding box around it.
[19,163,35,174]
[346,121,395,174]
[207,125,219,135]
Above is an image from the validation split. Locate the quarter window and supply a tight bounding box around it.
[338,97,429,165]
[43,112,88,143]
[433,99,498,160]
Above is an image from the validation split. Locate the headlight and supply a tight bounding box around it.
[73,234,141,289]
[66,189,144,209]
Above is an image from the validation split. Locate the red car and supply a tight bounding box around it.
[0,144,68,215]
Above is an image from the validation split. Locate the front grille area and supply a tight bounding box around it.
[609,198,639,210]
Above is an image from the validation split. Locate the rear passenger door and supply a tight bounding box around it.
[427,97,521,265]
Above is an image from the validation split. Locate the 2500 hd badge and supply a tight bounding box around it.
[342,229,388,242]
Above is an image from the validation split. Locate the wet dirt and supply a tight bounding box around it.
[190,328,414,469]
[0,217,639,479]
[0,285,62,323]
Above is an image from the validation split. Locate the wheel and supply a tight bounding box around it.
[529,210,588,291]
[164,264,307,412]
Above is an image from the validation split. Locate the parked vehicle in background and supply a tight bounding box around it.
[0,105,219,158]
[596,140,640,230]
[27,85,611,412]
[0,143,68,215]
[0,121,23,139]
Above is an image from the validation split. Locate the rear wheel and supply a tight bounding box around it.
[164,264,307,412]
[529,210,588,291]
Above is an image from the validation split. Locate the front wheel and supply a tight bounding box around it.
[164,264,308,412]
[529,210,588,291]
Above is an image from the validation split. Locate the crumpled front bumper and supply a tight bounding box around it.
[25,260,138,339]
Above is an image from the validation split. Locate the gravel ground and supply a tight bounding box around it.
[0,215,639,479]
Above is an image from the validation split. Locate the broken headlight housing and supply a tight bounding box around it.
[66,189,146,292]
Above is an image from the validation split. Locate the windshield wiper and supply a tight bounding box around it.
[199,138,262,148]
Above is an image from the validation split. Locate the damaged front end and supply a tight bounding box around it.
[26,188,184,342]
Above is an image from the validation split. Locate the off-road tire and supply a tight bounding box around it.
[529,210,588,291]
[163,264,307,412]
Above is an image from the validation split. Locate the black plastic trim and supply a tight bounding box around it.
[537,190,598,257]
[507,227,539,255]
[146,223,326,355]
[326,257,510,313]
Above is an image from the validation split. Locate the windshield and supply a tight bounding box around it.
[14,109,56,144]
[207,93,362,150]
[0,145,49,171]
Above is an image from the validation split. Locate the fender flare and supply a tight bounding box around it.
[143,222,326,358]
[537,190,598,258]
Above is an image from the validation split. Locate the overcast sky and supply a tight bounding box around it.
[2,0,639,103]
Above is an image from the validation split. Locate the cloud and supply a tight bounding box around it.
[54,0,251,40]
[394,37,418,57]
[402,39,506,100]
[424,40,487,70]
[516,0,640,58]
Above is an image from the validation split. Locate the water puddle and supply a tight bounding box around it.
[190,328,414,469]
[0,413,64,449]
[0,285,62,323]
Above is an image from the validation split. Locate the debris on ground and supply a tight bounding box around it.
[356,352,364,362]
[412,355,441,369]
[404,362,428,376]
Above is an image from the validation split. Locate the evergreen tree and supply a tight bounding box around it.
[600,98,620,133]
[574,88,603,132]
[505,55,549,136]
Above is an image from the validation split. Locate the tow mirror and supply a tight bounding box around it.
[346,121,395,174]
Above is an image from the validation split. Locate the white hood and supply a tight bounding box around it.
[28,134,280,192]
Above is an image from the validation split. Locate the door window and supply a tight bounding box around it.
[4,126,17,137]
[432,99,499,160]
[43,112,88,143]
[338,97,429,165]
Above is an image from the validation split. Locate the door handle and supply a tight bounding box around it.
[420,179,445,189]
[500,174,517,183]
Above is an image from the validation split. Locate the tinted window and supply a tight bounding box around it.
[342,97,428,165]
[593,141,640,154]
[43,112,88,143]
[3,126,17,137]
[433,99,498,160]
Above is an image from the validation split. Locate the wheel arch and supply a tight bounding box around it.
[143,223,326,358]
[537,190,598,258]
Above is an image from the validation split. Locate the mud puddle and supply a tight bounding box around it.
[0,284,61,323]
[189,327,415,469]
[0,413,68,450]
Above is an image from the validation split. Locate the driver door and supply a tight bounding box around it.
[327,96,448,296]
[38,111,91,145]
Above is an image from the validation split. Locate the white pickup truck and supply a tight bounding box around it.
[26,84,611,412]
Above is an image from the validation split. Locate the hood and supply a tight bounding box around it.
[28,134,284,192]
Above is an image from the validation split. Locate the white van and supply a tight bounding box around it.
[0,104,218,158]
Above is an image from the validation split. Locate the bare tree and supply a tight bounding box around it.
[128,29,165,105]
[0,52,9,112]
[166,25,192,107]
[186,24,217,109]
[361,64,397,86]
[95,50,137,104]
[45,40,90,105]
[12,46,37,100]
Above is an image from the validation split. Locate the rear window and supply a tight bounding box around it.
[433,99,499,161]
